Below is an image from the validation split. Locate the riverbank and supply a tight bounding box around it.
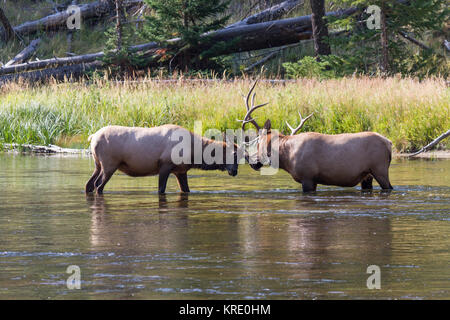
[0,77,449,152]
[2,143,449,159]
[394,151,450,159]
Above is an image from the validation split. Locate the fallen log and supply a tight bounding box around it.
[444,40,450,52]
[0,61,103,84]
[0,7,358,76]
[2,143,90,154]
[398,31,431,51]
[244,51,279,72]
[0,51,104,75]
[409,130,450,157]
[0,40,163,75]
[182,7,357,56]
[226,0,304,28]
[243,42,306,72]
[4,39,41,67]
[0,0,143,39]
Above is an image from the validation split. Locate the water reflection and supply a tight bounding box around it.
[84,189,394,298]
[0,154,448,299]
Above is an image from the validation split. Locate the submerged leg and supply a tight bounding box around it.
[158,164,173,194]
[361,175,374,190]
[372,167,393,190]
[85,161,101,193]
[175,173,190,193]
[301,180,317,193]
[96,168,117,194]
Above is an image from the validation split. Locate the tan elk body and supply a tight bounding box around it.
[240,81,393,192]
[258,125,393,191]
[85,125,239,194]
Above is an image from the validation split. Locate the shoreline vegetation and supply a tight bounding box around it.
[3,144,450,159]
[0,77,449,153]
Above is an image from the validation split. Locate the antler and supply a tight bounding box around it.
[286,110,314,135]
[237,80,268,131]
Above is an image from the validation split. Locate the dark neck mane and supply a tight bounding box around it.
[191,137,228,171]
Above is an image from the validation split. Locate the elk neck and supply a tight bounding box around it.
[273,132,291,172]
[190,136,230,171]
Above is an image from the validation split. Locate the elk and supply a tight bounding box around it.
[85,125,241,194]
[239,81,393,192]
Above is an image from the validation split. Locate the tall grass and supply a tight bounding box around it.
[0,77,449,152]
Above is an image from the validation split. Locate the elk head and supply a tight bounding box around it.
[238,80,313,171]
[237,80,268,170]
[224,134,240,177]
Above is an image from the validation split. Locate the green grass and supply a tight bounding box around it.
[0,77,449,152]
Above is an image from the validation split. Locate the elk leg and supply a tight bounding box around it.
[158,164,173,194]
[96,168,117,194]
[94,171,103,189]
[175,172,190,193]
[85,161,101,193]
[361,175,373,190]
[372,168,393,190]
[302,180,317,193]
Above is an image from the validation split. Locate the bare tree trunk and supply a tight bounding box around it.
[115,0,123,51]
[310,0,331,56]
[0,7,15,42]
[67,0,77,54]
[379,2,389,74]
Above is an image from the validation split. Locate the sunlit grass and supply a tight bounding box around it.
[0,77,449,152]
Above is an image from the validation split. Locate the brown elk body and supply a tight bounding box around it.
[85,125,239,194]
[257,121,393,192]
[240,81,393,192]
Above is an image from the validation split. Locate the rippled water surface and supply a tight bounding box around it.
[0,154,449,299]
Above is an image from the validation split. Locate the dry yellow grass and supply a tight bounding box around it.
[0,77,449,152]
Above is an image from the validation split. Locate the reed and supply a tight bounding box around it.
[0,77,448,152]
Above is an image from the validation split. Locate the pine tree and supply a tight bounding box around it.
[102,0,147,77]
[142,0,230,71]
[328,0,448,76]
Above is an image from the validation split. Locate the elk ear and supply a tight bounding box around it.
[264,119,271,131]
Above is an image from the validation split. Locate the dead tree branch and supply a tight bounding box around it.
[409,130,450,157]
[4,39,41,67]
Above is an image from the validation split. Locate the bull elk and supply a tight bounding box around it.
[85,125,240,194]
[240,81,393,192]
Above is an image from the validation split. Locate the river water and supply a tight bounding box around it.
[0,154,448,299]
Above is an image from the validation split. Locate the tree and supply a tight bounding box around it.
[310,0,331,57]
[0,7,15,42]
[142,0,230,70]
[329,0,449,76]
[102,0,146,76]
[115,0,123,51]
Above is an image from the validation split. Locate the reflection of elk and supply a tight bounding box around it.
[240,81,393,192]
[87,194,190,251]
[85,125,240,194]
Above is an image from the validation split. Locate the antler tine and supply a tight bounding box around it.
[238,79,268,132]
[251,92,256,110]
[241,102,268,131]
[245,79,259,111]
[286,111,314,135]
